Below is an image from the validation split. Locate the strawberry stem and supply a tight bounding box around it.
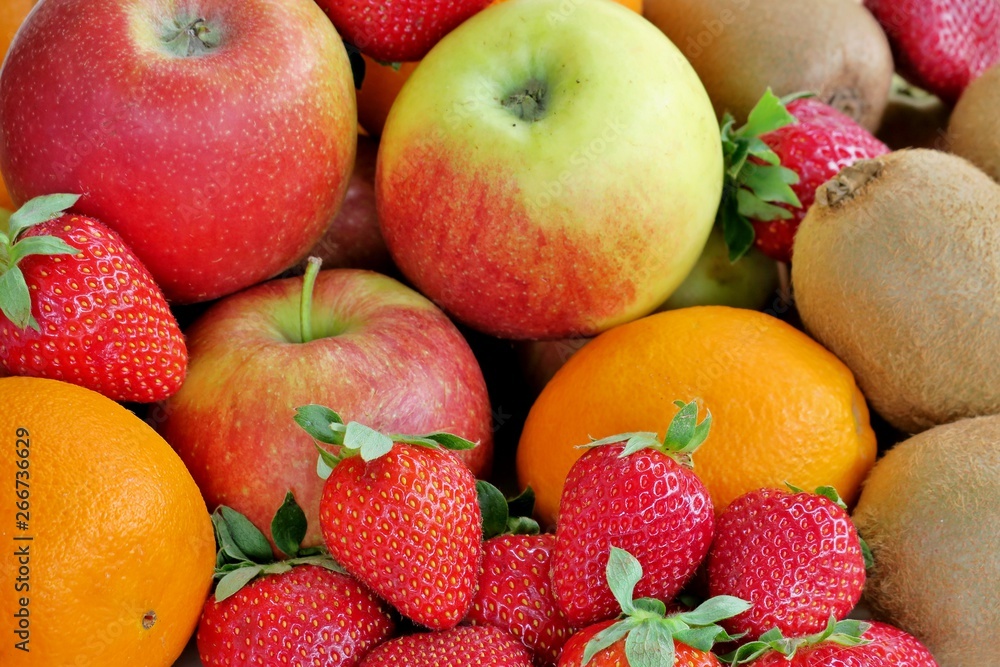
[299,257,321,344]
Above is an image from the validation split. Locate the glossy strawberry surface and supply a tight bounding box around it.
[359,625,534,667]
[319,443,482,630]
[752,99,889,263]
[0,214,187,402]
[197,565,394,667]
[550,444,714,628]
[707,487,866,640]
[752,621,939,666]
[467,533,575,665]
[865,0,1000,102]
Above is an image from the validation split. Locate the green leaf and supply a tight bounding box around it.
[506,486,536,518]
[477,480,509,540]
[212,509,250,565]
[722,640,774,664]
[619,432,663,457]
[507,515,541,536]
[739,164,802,208]
[316,451,335,480]
[294,405,345,444]
[0,266,36,330]
[633,597,667,616]
[7,193,79,240]
[624,621,674,667]
[743,137,782,164]
[8,236,78,266]
[292,555,347,574]
[581,431,652,449]
[719,192,755,263]
[736,188,795,222]
[344,421,394,462]
[673,626,724,652]
[664,400,712,456]
[271,492,308,558]
[860,535,874,570]
[677,595,751,626]
[582,619,634,665]
[813,485,847,509]
[414,431,478,451]
[738,88,797,139]
[606,547,643,616]
[214,565,262,602]
[219,506,273,564]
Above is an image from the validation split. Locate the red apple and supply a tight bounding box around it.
[376,0,723,339]
[0,0,356,303]
[151,267,493,547]
[286,135,391,275]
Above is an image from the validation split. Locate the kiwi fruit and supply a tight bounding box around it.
[948,62,1000,182]
[643,0,894,130]
[877,75,951,151]
[792,149,1000,434]
[852,415,1000,667]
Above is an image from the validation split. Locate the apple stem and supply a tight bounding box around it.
[300,257,322,344]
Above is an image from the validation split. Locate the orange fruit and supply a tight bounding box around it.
[356,0,643,136]
[0,0,38,210]
[0,377,215,666]
[517,306,877,527]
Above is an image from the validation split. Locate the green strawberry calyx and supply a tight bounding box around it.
[784,482,875,570]
[581,547,749,667]
[721,616,872,663]
[211,492,345,602]
[0,193,82,331]
[718,89,809,262]
[579,399,711,469]
[478,481,540,540]
[294,404,477,479]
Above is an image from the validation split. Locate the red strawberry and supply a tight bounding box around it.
[706,486,867,640]
[550,400,715,628]
[296,406,482,630]
[729,619,938,666]
[198,494,395,667]
[467,533,574,665]
[865,0,1000,103]
[557,548,749,667]
[750,98,889,263]
[718,92,889,264]
[316,0,492,63]
[0,194,187,402]
[359,625,534,667]
[199,565,394,667]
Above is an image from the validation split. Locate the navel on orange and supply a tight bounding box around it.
[0,377,215,666]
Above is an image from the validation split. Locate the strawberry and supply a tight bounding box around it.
[865,0,1000,103]
[719,91,889,264]
[198,494,395,667]
[727,618,939,666]
[550,400,715,628]
[557,548,749,667]
[296,405,482,630]
[316,0,492,63]
[0,194,187,402]
[706,486,867,641]
[359,625,534,667]
[467,484,574,665]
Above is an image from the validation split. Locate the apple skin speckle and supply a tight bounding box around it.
[0,0,358,304]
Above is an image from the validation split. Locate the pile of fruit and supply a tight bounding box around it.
[0,0,998,665]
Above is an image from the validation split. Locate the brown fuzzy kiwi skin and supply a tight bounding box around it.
[948,63,1000,182]
[791,149,1000,434]
[852,415,1000,667]
[643,0,894,131]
